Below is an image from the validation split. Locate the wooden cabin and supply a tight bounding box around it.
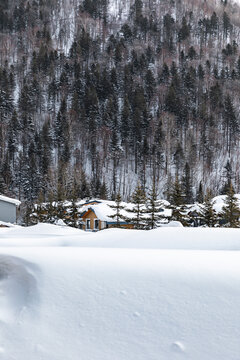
[79,202,133,231]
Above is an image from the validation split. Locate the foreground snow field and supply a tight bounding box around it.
[0,224,240,360]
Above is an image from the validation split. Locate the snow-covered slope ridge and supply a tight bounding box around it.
[0,224,240,360]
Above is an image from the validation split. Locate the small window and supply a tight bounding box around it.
[86,219,91,230]
[94,219,99,229]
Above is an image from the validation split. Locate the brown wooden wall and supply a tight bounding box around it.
[81,209,133,231]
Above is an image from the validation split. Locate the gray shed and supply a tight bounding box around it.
[0,195,21,224]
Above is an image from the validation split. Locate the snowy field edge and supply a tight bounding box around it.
[1,223,240,250]
[0,225,240,359]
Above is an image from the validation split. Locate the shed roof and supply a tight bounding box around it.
[0,195,21,206]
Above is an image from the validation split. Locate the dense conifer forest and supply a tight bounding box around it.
[0,0,240,207]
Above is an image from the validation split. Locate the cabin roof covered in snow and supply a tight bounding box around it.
[80,199,172,222]
[80,201,126,222]
[0,195,21,206]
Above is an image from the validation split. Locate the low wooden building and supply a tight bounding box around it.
[79,201,133,231]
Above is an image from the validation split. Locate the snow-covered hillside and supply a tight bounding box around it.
[0,224,240,359]
[3,0,240,204]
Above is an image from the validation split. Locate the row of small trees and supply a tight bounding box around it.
[109,182,166,229]
[25,180,240,229]
[25,198,81,228]
[26,181,164,229]
[200,184,240,228]
[110,182,240,229]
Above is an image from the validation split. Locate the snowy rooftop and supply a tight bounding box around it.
[0,195,21,206]
[80,199,172,222]
[182,194,240,215]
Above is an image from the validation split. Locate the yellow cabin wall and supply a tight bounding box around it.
[82,210,103,231]
[81,209,133,231]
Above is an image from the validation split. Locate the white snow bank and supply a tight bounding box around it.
[1,223,240,250]
[160,220,183,227]
[0,221,18,228]
[0,246,239,360]
[0,255,38,323]
[0,225,240,359]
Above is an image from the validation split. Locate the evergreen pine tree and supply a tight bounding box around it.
[108,192,125,227]
[99,181,108,200]
[145,69,156,101]
[196,181,204,203]
[24,203,37,226]
[145,180,165,229]
[224,95,238,154]
[121,96,130,142]
[127,183,146,229]
[165,84,179,114]
[221,160,233,194]
[159,63,170,83]
[223,11,232,37]
[178,16,190,42]
[67,197,80,228]
[0,169,6,194]
[46,192,57,223]
[221,183,240,227]
[56,199,66,222]
[35,190,47,223]
[169,176,189,226]
[182,162,193,204]
[200,190,217,227]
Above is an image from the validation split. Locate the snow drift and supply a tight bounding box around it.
[0,224,240,359]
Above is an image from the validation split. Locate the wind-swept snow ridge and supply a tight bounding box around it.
[1,223,240,250]
[0,225,240,359]
[0,255,39,323]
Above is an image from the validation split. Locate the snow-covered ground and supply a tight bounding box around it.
[0,224,240,359]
